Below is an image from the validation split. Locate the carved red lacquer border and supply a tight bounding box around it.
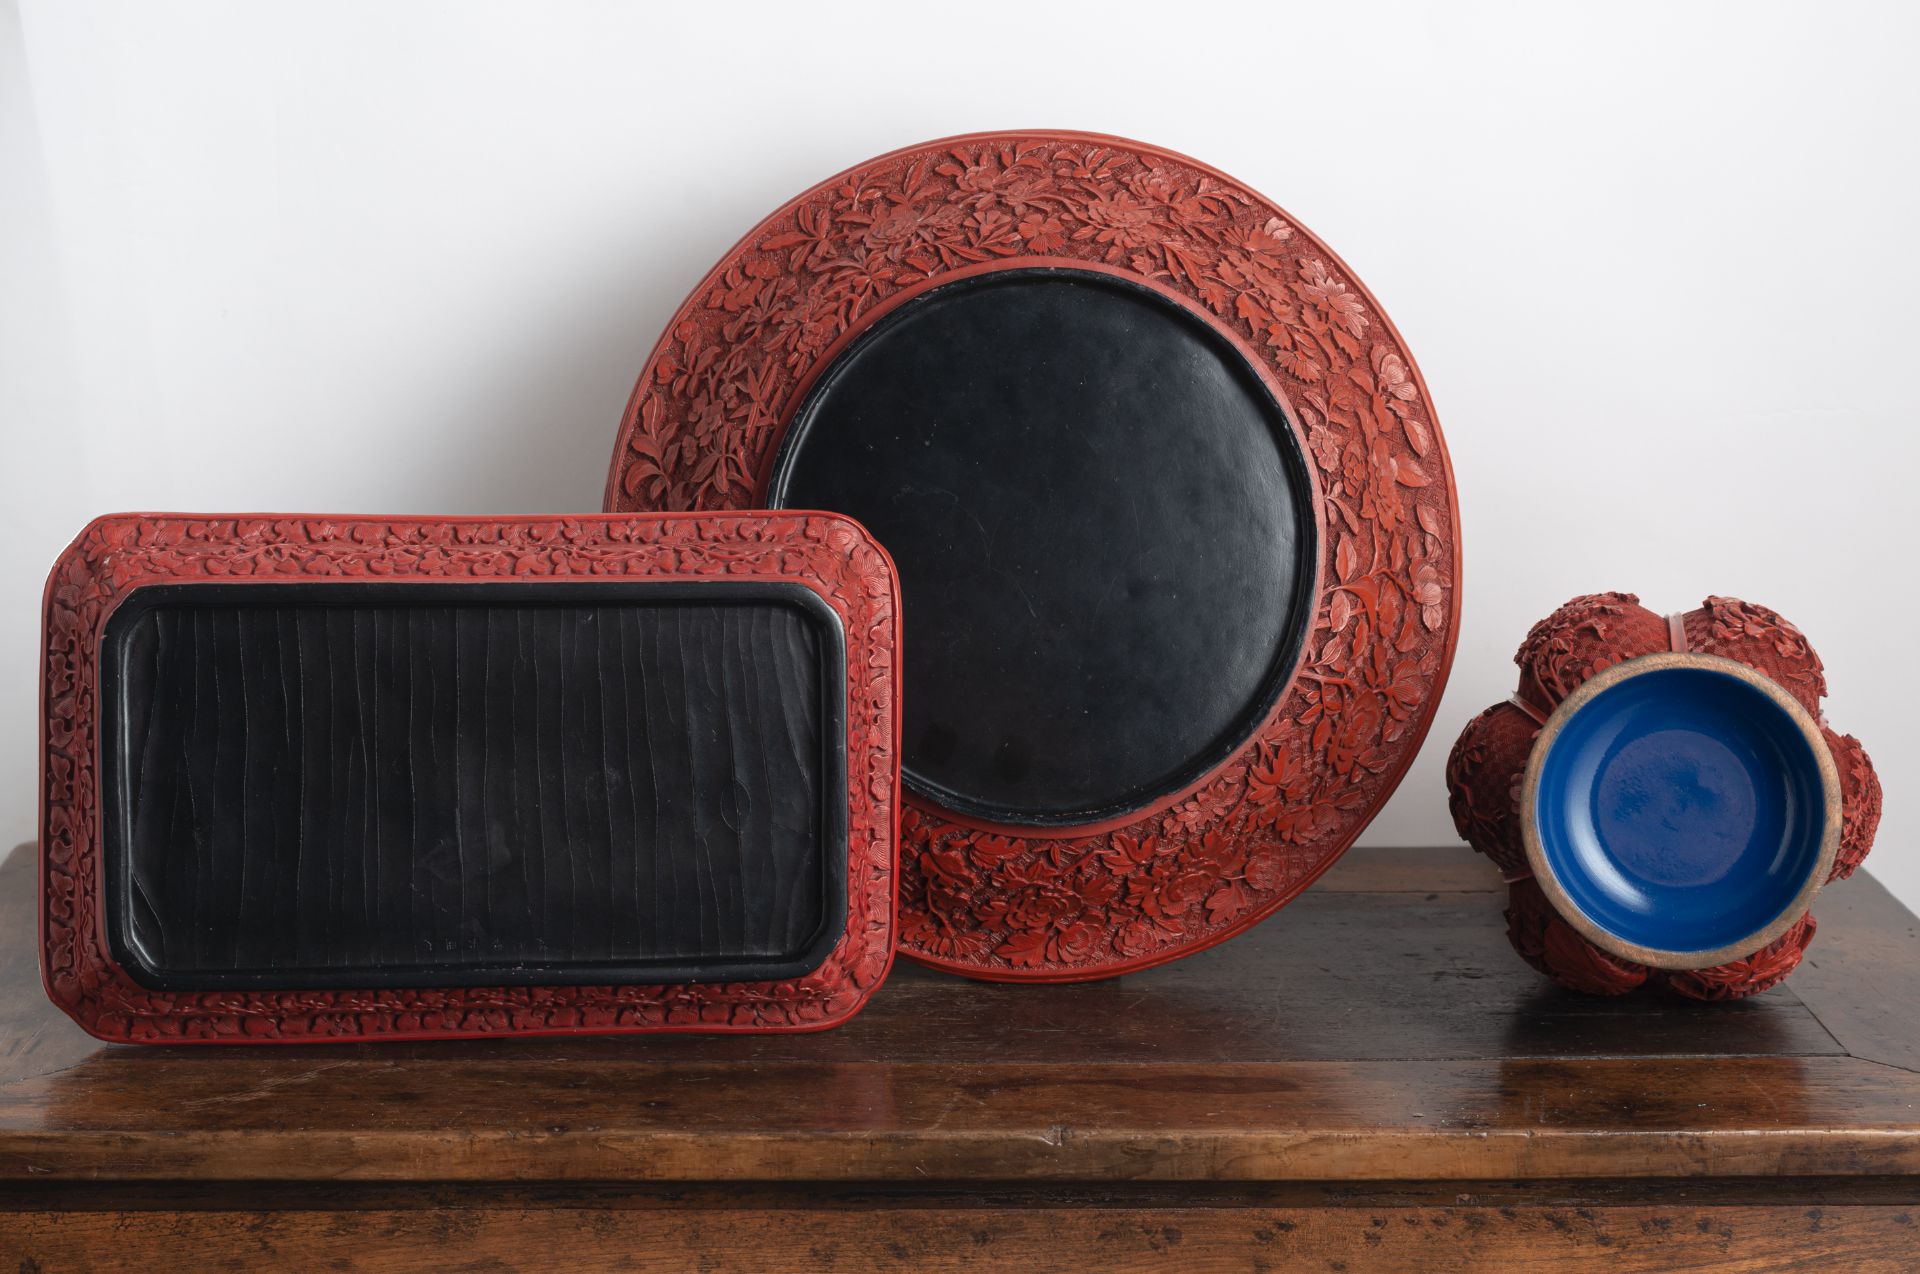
[604,130,1462,981]
[39,512,900,1042]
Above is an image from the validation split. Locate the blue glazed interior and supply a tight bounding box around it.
[1532,664,1828,956]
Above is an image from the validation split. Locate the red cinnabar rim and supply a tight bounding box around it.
[40,512,901,1042]
[605,130,1461,981]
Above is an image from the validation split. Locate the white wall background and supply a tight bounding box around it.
[4,1,1915,910]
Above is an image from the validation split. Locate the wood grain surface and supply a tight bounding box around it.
[5,842,1918,1270]
[103,588,836,986]
[9,1185,1920,1272]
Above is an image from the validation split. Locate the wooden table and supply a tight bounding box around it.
[3,841,1917,1271]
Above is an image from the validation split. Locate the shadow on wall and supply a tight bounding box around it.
[408,165,819,518]
[409,243,678,517]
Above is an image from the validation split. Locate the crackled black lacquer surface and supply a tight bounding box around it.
[771,267,1315,827]
[100,582,847,990]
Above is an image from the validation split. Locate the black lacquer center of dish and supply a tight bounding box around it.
[100,581,847,989]
[770,267,1315,826]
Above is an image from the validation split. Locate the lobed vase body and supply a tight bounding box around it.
[1446,593,1880,999]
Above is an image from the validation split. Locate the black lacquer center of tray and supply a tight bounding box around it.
[100,581,848,990]
[770,267,1315,826]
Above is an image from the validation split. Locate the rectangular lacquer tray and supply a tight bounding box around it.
[39,514,899,1041]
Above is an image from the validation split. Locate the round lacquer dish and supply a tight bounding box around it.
[1521,653,1842,970]
[605,131,1461,980]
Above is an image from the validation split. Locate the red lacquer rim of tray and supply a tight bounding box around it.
[39,512,900,1041]
[603,130,1461,981]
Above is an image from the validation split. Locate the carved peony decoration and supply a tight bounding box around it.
[40,514,900,1041]
[1447,593,1880,999]
[605,131,1461,980]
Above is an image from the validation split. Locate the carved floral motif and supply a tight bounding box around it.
[1447,593,1877,1000]
[40,513,899,1041]
[605,133,1460,979]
